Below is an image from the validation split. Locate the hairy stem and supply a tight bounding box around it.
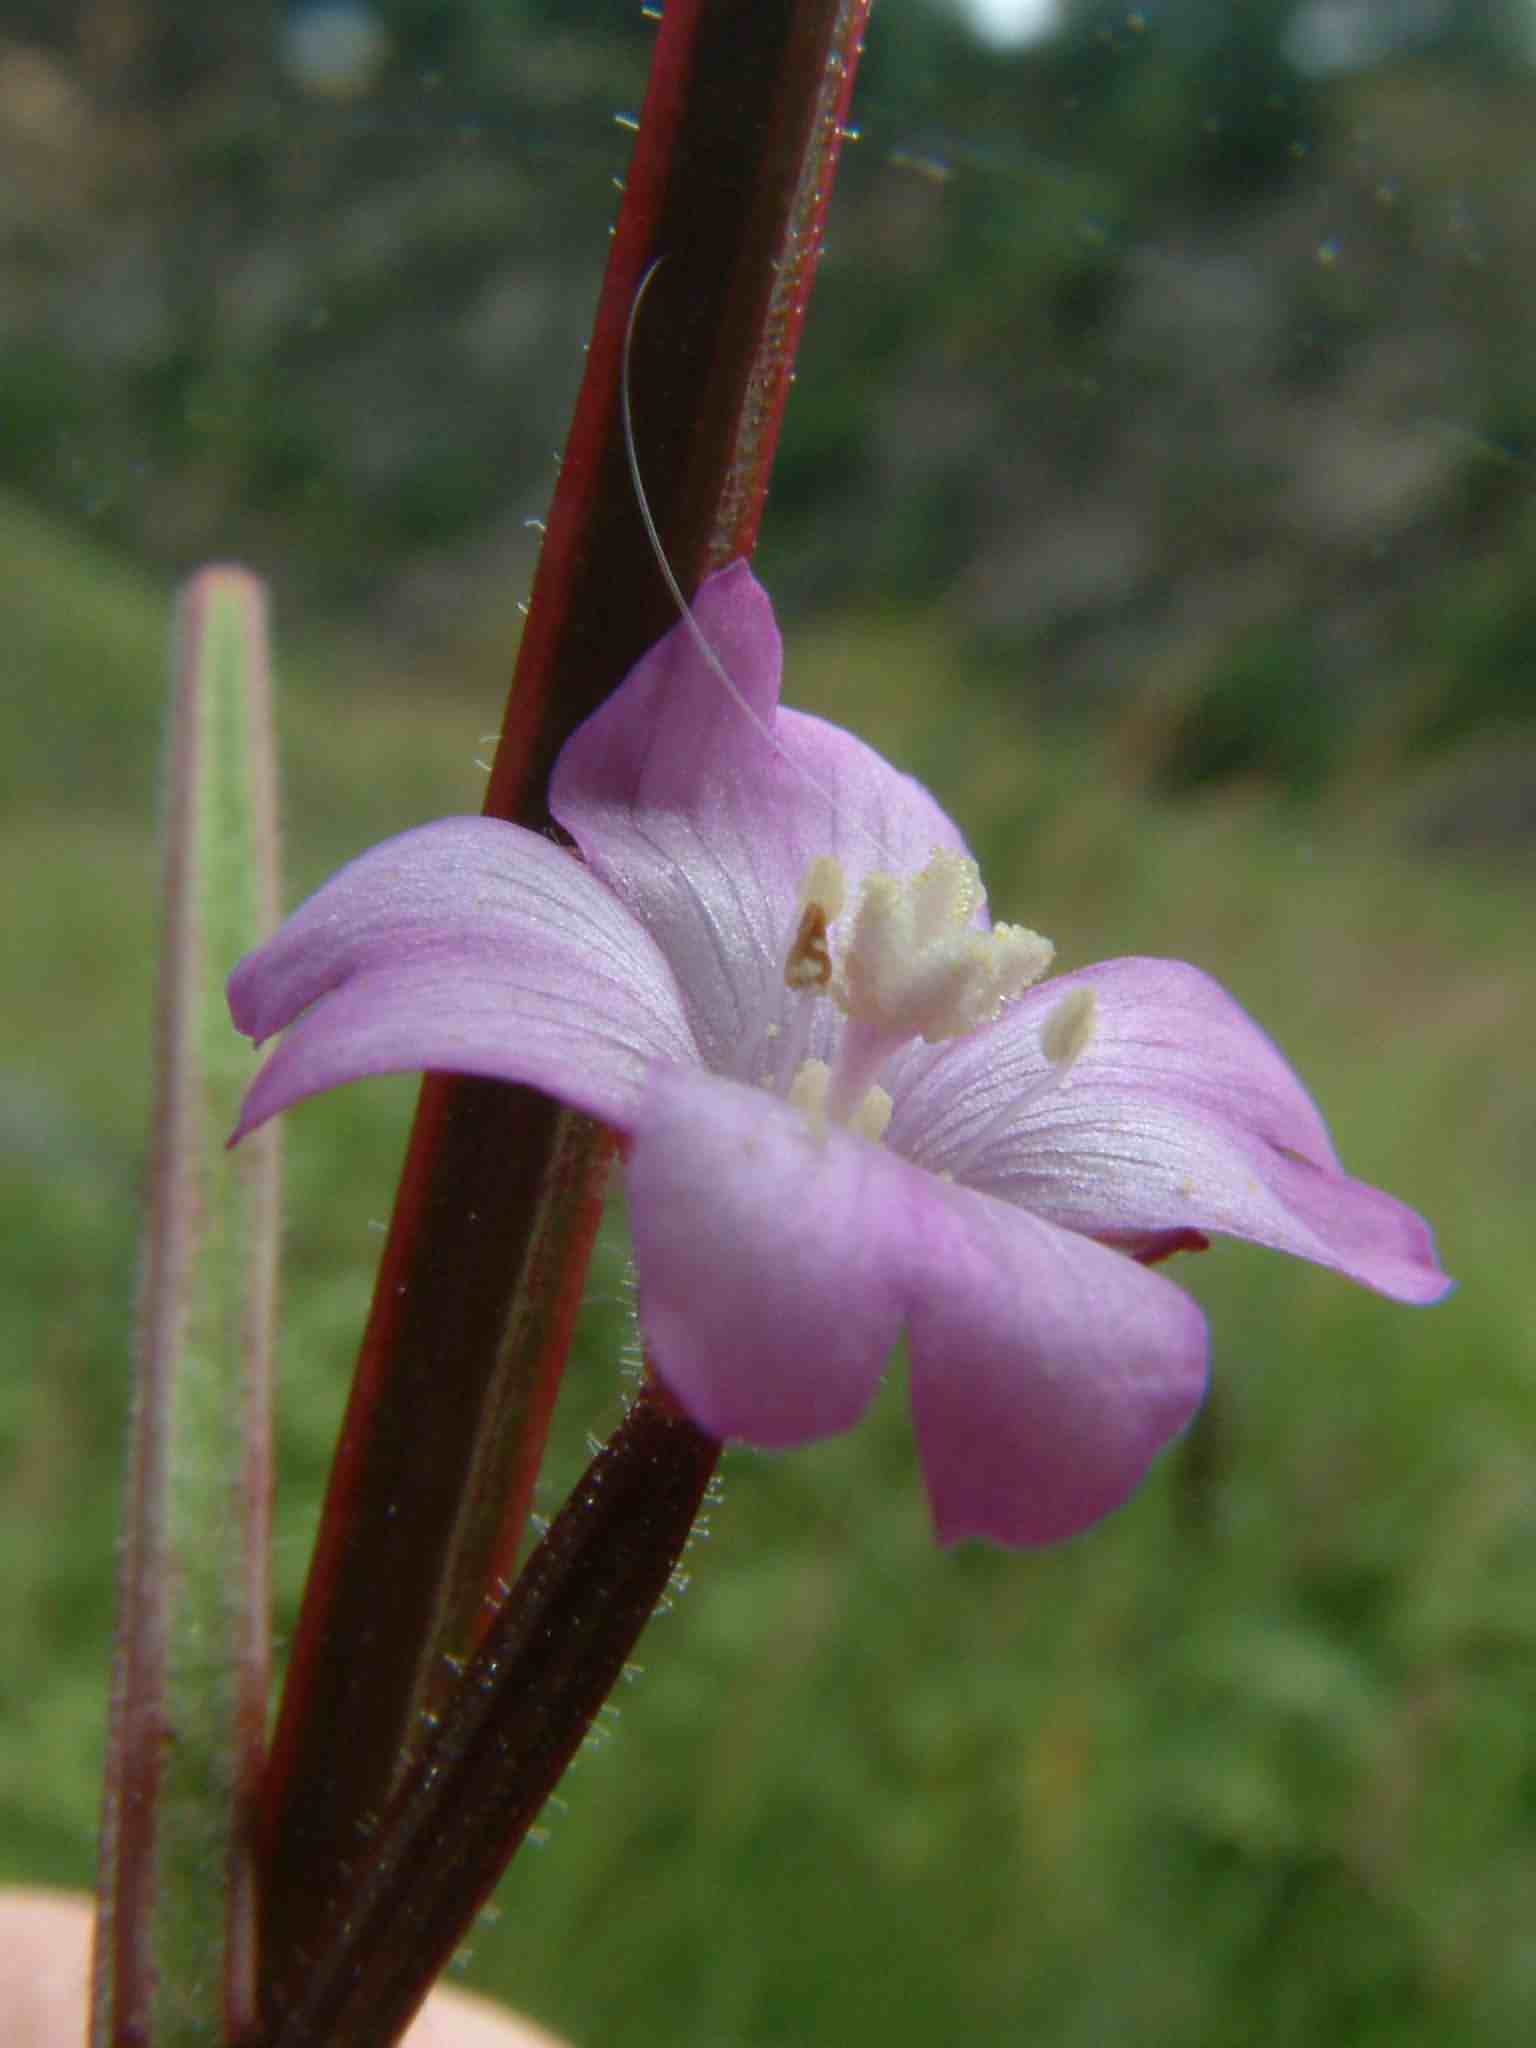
[268,1385,719,2048]
[257,1,872,2021]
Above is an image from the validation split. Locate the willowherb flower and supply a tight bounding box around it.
[229,566,1449,1547]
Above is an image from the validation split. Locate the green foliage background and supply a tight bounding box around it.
[3,5,1533,2044]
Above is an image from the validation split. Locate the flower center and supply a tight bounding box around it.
[782,850,1055,1133]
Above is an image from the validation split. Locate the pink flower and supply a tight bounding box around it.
[229,566,1449,1547]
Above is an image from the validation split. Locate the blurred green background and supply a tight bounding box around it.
[3,2,1533,2043]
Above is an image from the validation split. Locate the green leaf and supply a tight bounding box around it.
[93,567,280,2047]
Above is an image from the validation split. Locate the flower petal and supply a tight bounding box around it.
[625,1065,908,1444]
[228,818,698,1138]
[626,1064,1207,1547]
[550,563,972,1082]
[889,957,1450,1304]
[906,1180,1209,1547]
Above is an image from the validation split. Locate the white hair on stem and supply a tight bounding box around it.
[619,258,897,869]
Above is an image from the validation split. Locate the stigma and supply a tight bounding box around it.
[840,849,1053,1041]
[779,849,1056,1134]
[787,850,1053,1042]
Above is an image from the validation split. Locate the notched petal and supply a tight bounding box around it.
[626,1066,910,1446]
[228,817,697,1138]
[904,1183,1210,1548]
[891,956,1450,1306]
[628,1066,1208,1550]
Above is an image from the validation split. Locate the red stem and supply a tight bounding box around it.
[265,1386,721,2048]
[257,0,872,2020]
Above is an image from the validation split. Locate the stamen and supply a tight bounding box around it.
[788,1059,892,1143]
[784,855,846,992]
[1041,987,1097,1077]
[837,850,1054,1044]
[779,850,1056,1151]
[851,1084,894,1144]
[784,905,833,991]
[787,1058,830,1125]
[918,987,1099,1186]
[800,855,846,921]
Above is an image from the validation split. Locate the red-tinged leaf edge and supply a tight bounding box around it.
[93,567,279,2047]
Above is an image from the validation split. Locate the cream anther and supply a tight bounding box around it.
[788,1058,893,1143]
[800,855,846,921]
[1041,986,1097,1076]
[837,850,1053,1043]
